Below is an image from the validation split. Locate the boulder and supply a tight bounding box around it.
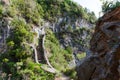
[77,7,120,80]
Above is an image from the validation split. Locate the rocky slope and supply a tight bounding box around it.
[45,16,94,52]
[77,6,120,80]
[0,0,96,79]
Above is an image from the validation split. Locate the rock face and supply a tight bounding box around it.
[45,17,94,52]
[1,0,10,5]
[77,7,120,80]
[0,18,10,53]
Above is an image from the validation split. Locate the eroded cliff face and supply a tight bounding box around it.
[0,8,95,80]
[45,16,94,52]
[77,7,120,80]
[0,0,97,79]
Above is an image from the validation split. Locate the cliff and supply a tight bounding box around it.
[77,6,120,80]
[0,0,96,79]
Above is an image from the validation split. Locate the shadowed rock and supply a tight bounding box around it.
[77,7,120,80]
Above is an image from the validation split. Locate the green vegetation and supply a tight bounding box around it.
[100,0,120,13]
[63,68,77,79]
[45,29,73,71]
[57,27,92,49]
[3,0,44,25]
[0,59,54,80]
[37,0,96,23]
[0,18,54,79]
[0,0,96,23]
[0,0,96,79]
[44,29,78,79]
[7,18,33,60]
[76,52,86,59]
[0,5,3,17]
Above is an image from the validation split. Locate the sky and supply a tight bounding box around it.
[72,0,102,18]
[72,0,118,18]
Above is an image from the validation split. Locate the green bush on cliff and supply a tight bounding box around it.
[0,5,3,17]
[0,0,55,79]
[45,29,73,71]
[0,0,96,79]
[101,0,120,13]
[37,0,96,22]
[0,18,54,79]
[5,19,33,61]
[8,0,44,25]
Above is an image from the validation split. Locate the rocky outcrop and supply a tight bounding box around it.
[45,17,94,52]
[77,7,120,80]
[0,18,10,53]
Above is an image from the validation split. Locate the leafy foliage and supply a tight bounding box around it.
[0,0,96,79]
[101,0,120,13]
[0,5,3,17]
[0,19,54,79]
[5,0,44,25]
[37,0,96,23]
[45,29,73,71]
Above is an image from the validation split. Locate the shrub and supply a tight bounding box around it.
[101,0,120,13]
[37,0,96,23]
[0,5,3,17]
[45,29,73,71]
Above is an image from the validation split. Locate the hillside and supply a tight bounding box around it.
[0,0,96,80]
[77,5,120,80]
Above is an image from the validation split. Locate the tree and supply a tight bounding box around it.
[100,0,120,13]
